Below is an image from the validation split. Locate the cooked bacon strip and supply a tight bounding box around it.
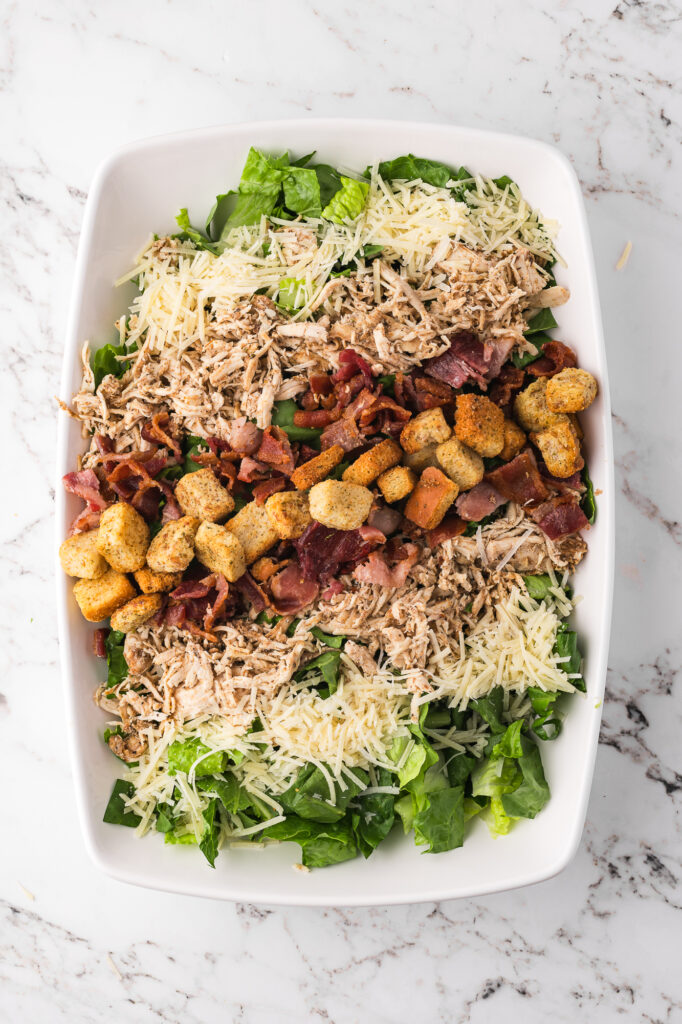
[526,340,577,378]
[310,373,334,397]
[294,522,374,583]
[142,412,182,459]
[225,418,262,456]
[68,508,102,536]
[413,376,456,412]
[171,578,215,601]
[257,426,295,476]
[270,561,319,615]
[426,515,467,547]
[455,481,507,522]
[252,476,287,504]
[529,495,589,539]
[234,571,268,612]
[488,364,526,410]
[424,331,489,389]
[483,336,515,379]
[358,395,412,429]
[62,469,108,511]
[320,415,363,452]
[204,574,230,631]
[238,456,270,483]
[293,408,340,429]
[93,628,109,658]
[353,542,420,587]
[486,450,549,506]
[333,348,374,388]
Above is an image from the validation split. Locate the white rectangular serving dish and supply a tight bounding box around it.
[56,119,614,905]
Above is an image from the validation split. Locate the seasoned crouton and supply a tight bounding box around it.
[404,468,459,530]
[146,516,200,573]
[96,503,150,573]
[513,378,567,432]
[568,413,583,441]
[291,445,345,490]
[265,491,312,540]
[73,569,136,622]
[403,444,440,473]
[133,567,183,594]
[309,480,373,531]
[435,437,484,491]
[225,501,280,564]
[195,522,246,581]
[546,368,598,413]
[343,438,402,486]
[251,556,286,583]
[175,468,235,522]
[378,465,417,503]
[530,421,584,478]
[400,407,451,454]
[454,394,505,457]
[500,419,527,462]
[59,529,108,579]
[110,593,163,633]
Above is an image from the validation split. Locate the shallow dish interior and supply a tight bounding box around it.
[56,119,614,905]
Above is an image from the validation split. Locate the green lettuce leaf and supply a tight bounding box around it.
[103,779,141,828]
[294,649,342,694]
[310,626,345,649]
[198,798,221,868]
[104,629,128,687]
[175,208,218,253]
[512,332,551,369]
[312,164,344,208]
[167,737,227,777]
[491,720,525,759]
[282,166,322,218]
[373,155,463,189]
[527,686,563,741]
[522,574,554,601]
[222,147,288,231]
[271,399,322,445]
[525,308,558,335]
[277,277,309,311]
[197,774,251,815]
[413,785,465,853]
[581,464,597,524]
[555,625,585,692]
[92,342,137,389]
[322,177,369,223]
[445,752,477,788]
[263,815,358,868]
[351,768,396,857]
[470,687,506,734]
[279,764,368,823]
[471,754,521,799]
[500,744,550,819]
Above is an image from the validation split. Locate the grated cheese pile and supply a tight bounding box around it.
[119,173,560,357]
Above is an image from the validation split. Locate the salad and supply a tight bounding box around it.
[59,147,598,869]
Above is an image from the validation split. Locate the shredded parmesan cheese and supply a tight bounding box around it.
[616,240,632,271]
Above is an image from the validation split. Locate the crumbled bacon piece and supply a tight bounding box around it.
[293,408,340,429]
[353,542,420,587]
[93,628,109,658]
[142,412,182,459]
[488,364,526,411]
[269,561,319,615]
[455,481,507,522]
[426,515,467,547]
[529,495,589,539]
[526,340,577,378]
[294,522,376,583]
[486,450,549,506]
[333,349,374,387]
[62,469,108,511]
[252,476,287,504]
[257,426,295,476]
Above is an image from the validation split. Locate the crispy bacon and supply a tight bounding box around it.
[413,376,456,411]
[233,571,268,612]
[321,579,344,600]
[238,456,270,483]
[93,628,109,658]
[488,364,526,411]
[394,373,418,410]
[142,412,182,459]
[171,578,214,601]
[333,349,374,387]
[310,373,334,397]
[526,340,577,379]
[294,522,374,583]
[62,469,108,511]
[455,481,507,522]
[529,495,589,539]
[353,542,420,587]
[252,476,287,504]
[293,408,340,429]
[269,561,319,615]
[296,443,320,464]
[68,508,102,536]
[358,395,412,430]
[342,387,377,423]
[204,575,230,631]
[483,336,515,380]
[486,450,549,506]
[424,331,490,389]
[257,426,295,476]
[320,416,363,452]
[225,419,262,456]
[426,515,467,547]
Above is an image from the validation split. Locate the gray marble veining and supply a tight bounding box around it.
[1,0,681,1021]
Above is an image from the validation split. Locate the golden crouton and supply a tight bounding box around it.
[454,394,505,458]
[174,468,235,522]
[96,503,150,573]
[73,569,136,623]
[291,445,345,490]
[194,522,246,581]
[265,491,312,540]
[378,465,417,503]
[530,421,584,478]
[146,516,200,573]
[400,407,451,454]
[513,378,567,433]
[133,567,183,594]
[251,557,285,583]
[225,501,280,564]
[59,530,108,579]
[343,438,402,486]
[435,437,484,491]
[500,419,527,462]
[403,445,440,473]
[546,368,598,413]
[404,468,459,530]
[308,480,373,531]
[110,593,163,633]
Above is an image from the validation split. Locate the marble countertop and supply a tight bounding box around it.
[2,0,681,1020]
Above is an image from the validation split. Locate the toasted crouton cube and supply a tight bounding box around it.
[404,468,459,530]
[59,530,108,579]
[435,437,484,491]
[343,439,402,486]
[546,368,598,413]
[454,394,505,458]
[530,421,584,479]
[378,465,417,503]
[225,501,280,564]
[291,445,345,490]
[309,480,373,531]
[500,419,527,462]
[133,567,183,594]
[73,569,136,623]
[265,491,312,540]
[513,378,567,432]
[110,594,163,633]
[146,516,200,573]
[194,522,246,581]
[400,407,451,454]
[174,468,235,522]
[403,444,440,473]
[96,503,150,573]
